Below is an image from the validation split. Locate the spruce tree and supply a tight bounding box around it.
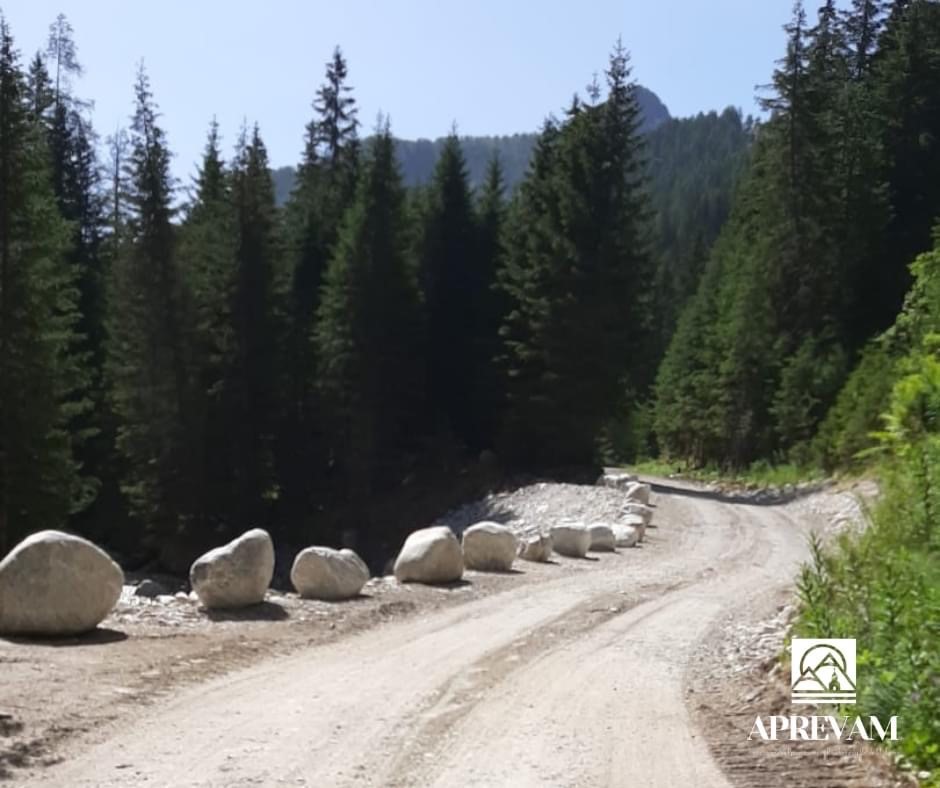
[226,125,279,529]
[39,16,111,527]
[844,0,886,77]
[472,155,509,448]
[500,41,653,466]
[418,131,481,448]
[314,123,424,503]
[874,0,940,332]
[0,17,85,552]
[278,46,359,515]
[177,120,236,530]
[106,66,195,544]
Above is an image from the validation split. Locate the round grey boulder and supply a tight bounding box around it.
[0,530,124,636]
[189,528,274,609]
[622,514,647,542]
[291,547,370,601]
[599,471,638,489]
[549,524,591,558]
[518,532,553,563]
[624,482,651,505]
[462,522,518,572]
[393,526,463,585]
[622,502,654,525]
[587,523,616,552]
[612,523,639,548]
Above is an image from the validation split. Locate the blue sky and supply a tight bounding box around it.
[2,1,829,179]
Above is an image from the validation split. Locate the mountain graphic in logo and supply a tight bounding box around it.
[791,639,857,705]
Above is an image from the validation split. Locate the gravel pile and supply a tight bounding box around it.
[434,481,642,538]
[786,479,878,540]
[705,603,797,680]
[107,576,406,630]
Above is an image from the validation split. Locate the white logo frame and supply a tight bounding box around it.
[791,638,857,705]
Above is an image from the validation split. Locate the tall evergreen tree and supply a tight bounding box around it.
[278,47,359,516]
[0,17,86,553]
[500,41,653,466]
[471,155,509,448]
[873,0,940,332]
[106,66,195,544]
[844,0,886,77]
[177,120,236,531]
[418,131,481,448]
[38,16,111,527]
[314,123,424,504]
[226,125,279,529]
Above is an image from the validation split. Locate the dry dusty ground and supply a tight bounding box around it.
[0,476,913,787]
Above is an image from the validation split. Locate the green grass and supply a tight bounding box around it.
[624,458,824,488]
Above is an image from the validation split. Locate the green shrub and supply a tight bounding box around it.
[794,348,940,775]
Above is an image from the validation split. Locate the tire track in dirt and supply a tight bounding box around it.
[22,480,820,788]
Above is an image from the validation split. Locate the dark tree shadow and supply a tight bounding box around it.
[1,627,128,648]
[204,600,289,622]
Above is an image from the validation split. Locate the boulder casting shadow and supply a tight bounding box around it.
[202,600,289,622]
[467,567,526,576]
[0,627,128,648]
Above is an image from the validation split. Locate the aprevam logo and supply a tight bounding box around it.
[791,638,856,705]
[748,636,899,743]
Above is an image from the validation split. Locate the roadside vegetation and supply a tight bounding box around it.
[1,0,939,779]
[794,239,940,782]
[627,459,825,489]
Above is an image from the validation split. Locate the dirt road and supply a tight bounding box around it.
[21,478,819,788]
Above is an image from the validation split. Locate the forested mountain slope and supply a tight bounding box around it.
[270,85,671,201]
[655,0,940,470]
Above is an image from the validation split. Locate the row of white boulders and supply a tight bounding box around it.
[518,532,553,563]
[394,526,464,584]
[190,528,275,609]
[462,522,518,572]
[291,547,370,601]
[0,530,124,636]
[550,523,591,558]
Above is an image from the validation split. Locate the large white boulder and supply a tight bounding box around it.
[587,523,616,552]
[622,502,654,525]
[550,524,591,558]
[518,532,553,563]
[0,530,124,636]
[462,522,518,572]
[612,523,639,548]
[394,526,464,584]
[599,471,638,490]
[623,514,647,542]
[189,528,274,609]
[624,482,651,505]
[291,547,370,600]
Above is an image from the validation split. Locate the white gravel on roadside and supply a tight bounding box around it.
[434,481,647,538]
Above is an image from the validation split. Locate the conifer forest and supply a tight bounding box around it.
[2,0,940,778]
[0,3,938,558]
